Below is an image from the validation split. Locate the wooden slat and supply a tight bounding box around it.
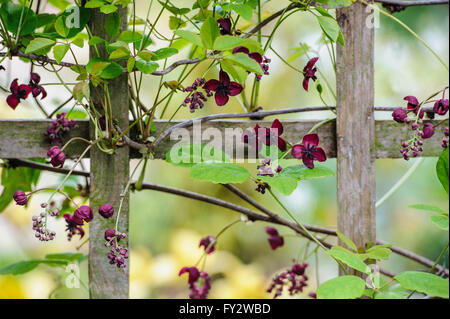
[336,1,375,274]
[0,119,444,159]
[88,8,129,299]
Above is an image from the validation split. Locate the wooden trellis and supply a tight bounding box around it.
[0,2,447,298]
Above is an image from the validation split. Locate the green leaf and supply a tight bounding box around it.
[258,175,298,196]
[166,144,229,168]
[364,246,392,260]
[0,261,39,275]
[127,57,136,73]
[169,16,186,30]
[220,60,248,84]
[336,231,357,252]
[231,4,253,21]
[89,36,105,46]
[104,12,120,38]
[436,147,449,194]
[54,15,70,37]
[327,247,371,274]
[0,166,40,213]
[394,271,449,298]
[118,30,143,43]
[374,292,408,299]
[25,38,56,54]
[317,276,366,299]
[53,6,91,39]
[174,30,204,48]
[190,163,250,184]
[36,13,57,28]
[101,4,118,14]
[280,164,335,180]
[86,58,123,79]
[85,0,104,8]
[0,2,37,35]
[135,59,159,74]
[109,48,130,60]
[214,35,245,51]
[409,204,448,216]
[200,17,220,49]
[429,215,449,231]
[317,16,340,42]
[45,253,84,262]
[53,44,70,63]
[158,1,190,15]
[152,47,179,61]
[224,52,263,74]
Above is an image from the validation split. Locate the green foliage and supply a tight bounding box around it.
[316,16,341,43]
[86,57,123,79]
[166,144,229,168]
[436,147,449,194]
[0,165,41,213]
[135,59,159,74]
[336,231,357,251]
[0,2,37,35]
[200,17,220,49]
[327,247,371,274]
[394,271,449,298]
[104,11,120,38]
[190,163,250,184]
[317,276,366,299]
[25,37,55,54]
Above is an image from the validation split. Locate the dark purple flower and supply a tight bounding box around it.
[203,70,243,106]
[392,108,408,123]
[6,79,31,109]
[233,46,263,64]
[47,146,66,168]
[199,236,216,254]
[44,112,77,145]
[179,266,211,299]
[242,119,287,152]
[421,123,435,139]
[265,226,284,250]
[105,228,116,241]
[404,96,424,119]
[302,57,318,91]
[74,206,93,223]
[29,72,47,99]
[433,99,449,116]
[64,213,85,240]
[13,190,28,206]
[267,263,309,298]
[217,18,232,35]
[99,204,114,218]
[291,134,327,169]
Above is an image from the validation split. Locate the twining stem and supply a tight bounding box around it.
[376,158,425,208]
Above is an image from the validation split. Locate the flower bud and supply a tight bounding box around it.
[13,190,28,206]
[98,204,114,218]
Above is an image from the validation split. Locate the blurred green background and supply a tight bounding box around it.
[0,0,448,298]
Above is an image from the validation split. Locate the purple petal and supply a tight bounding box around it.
[313,147,327,162]
[302,133,319,147]
[291,144,305,159]
[228,82,243,96]
[215,92,229,106]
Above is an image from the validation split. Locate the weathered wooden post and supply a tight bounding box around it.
[88,8,130,298]
[336,1,376,271]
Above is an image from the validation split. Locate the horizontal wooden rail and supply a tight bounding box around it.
[0,119,444,159]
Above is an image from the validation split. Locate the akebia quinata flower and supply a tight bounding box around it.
[203,70,243,106]
[291,134,327,169]
[420,123,435,139]
[392,108,409,123]
[64,213,85,241]
[99,204,114,218]
[13,190,28,206]
[217,17,232,35]
[302,57,319,91]
[29,72,47,100]
[404,96,424,119]
[74,206,94,223]
[179,266,212,299]
[199,235,216,254]
[232,46,271,81]
[6,79,31,109]
[267,263,310,298]
[433,99,449,115]
[242,119,287,152]
[47,146,66,168]
[265,226,284,250]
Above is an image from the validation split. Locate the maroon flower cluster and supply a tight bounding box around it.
[393,94,449,160]
[64,206,93,241]
[243,119,287,153]
[44,112,77,145]
[265,227,284,250]
[291,134,326,169]
[179,266,212,299]
[105,228,128,268]
[204,70,243,106]
[255,180,270,194]
[182,78,211,112]
[6,72,46,109]
[267,263,309,298]
[32,209,58,242]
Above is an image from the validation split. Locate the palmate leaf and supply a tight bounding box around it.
[394,271,449,298]
[317,275,366,299]
[190,163,250,184]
